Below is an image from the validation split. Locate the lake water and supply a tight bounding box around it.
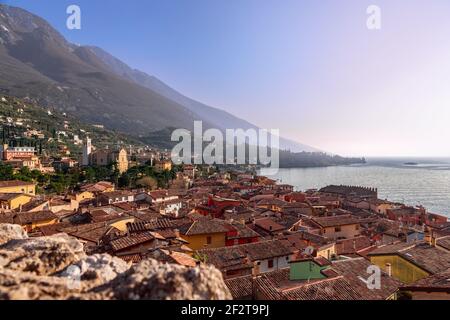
[263,158,450,218]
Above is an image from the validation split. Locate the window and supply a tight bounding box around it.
[206,236,212,245]
[268,259,274,268]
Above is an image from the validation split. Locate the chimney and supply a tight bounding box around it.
[385,263,392,277]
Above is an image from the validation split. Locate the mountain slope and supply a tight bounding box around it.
[0,4,210,135]
[86,46,319,152]
[0,4,317,152]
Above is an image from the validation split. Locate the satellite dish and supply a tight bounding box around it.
[303,246,315,255]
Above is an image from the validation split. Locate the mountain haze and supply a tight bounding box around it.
[0,4,317,152]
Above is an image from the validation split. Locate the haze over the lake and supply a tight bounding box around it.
[265,157,450,217]
[8,0,450,157]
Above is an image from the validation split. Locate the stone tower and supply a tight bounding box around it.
[82,137,92,166]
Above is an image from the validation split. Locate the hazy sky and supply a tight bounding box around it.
[4,0,450,157]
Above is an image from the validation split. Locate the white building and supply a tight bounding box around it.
[82,137,92,166]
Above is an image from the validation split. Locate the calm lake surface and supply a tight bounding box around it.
[262,158,450,218]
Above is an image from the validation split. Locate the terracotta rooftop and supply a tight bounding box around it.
[149,190,169,199]
[159,249,197,267]
[296,231,328,245]
[110,231,156,252]
[0,180,35,188]
[80,181,113,192]
[254,218,286,233]
[225,275,253,299]
[226,222,261,240]
[335,236,373,255]
[0,193,32,201]
[61,221,119,243]
[100,191,134,198]
[200,240,293,267]
[369,242,450,274]
[199,246,253,273]
[402,267,450,292]
[14,210,57,225]
[180,218,229,236]
[278,234,309,251]
[254,268,362,300]
[312,215,360,228]
[332,258,403,299]
[436,236,450,251]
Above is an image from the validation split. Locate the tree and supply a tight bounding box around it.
[83,167,97,183]
[0,163,14,180]
[136,176,158,190]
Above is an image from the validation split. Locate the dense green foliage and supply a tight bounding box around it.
[0,95,142,158]
[0,162,182,194]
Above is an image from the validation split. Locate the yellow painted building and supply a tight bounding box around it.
[182,233,227,251]
[0,193,34,211]
[111,218,135,232]
[180,218,228,250]
[368,243,450,285]
[369,255,429,284]
[316,243,337,260]
[115,149,129,174]
[0,180,36,195]
[15,211,59,232]
[72,191,95,202]
[155,160,172,172]
[321,224,360,240]
[312,215,360,240]
[89,148,129,174]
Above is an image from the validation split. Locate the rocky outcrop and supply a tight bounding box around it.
[0,224,27,245]
[59,254,130,290]
[94,259,232,300]
[0,224,231,300]
[0,233,86,275]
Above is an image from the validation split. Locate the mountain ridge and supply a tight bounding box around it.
[85,45,320,152]
[0,4,318,152]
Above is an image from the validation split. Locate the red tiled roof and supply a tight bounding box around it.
[254,218,285,233]
[436,236,450,251]
[0,180,35,188]
[160,249,197,267]
[335,236,372,255]
[402,267,450,291]
[312,215,359,228]
[331,258,402,299]
[254,268,362,300]
[180,218,229,236]
[200,240,293,268]
[14,210,57,224]
[369,242,450,274]
[110,232,155,252]
[225,275,253,299]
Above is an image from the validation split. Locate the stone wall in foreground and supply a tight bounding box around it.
[0,224,231,300]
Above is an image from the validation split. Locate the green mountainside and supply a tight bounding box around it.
[0,95,142,158]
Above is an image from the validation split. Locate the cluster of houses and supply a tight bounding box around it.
[0,167,450,300]
[0,93,172,174]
